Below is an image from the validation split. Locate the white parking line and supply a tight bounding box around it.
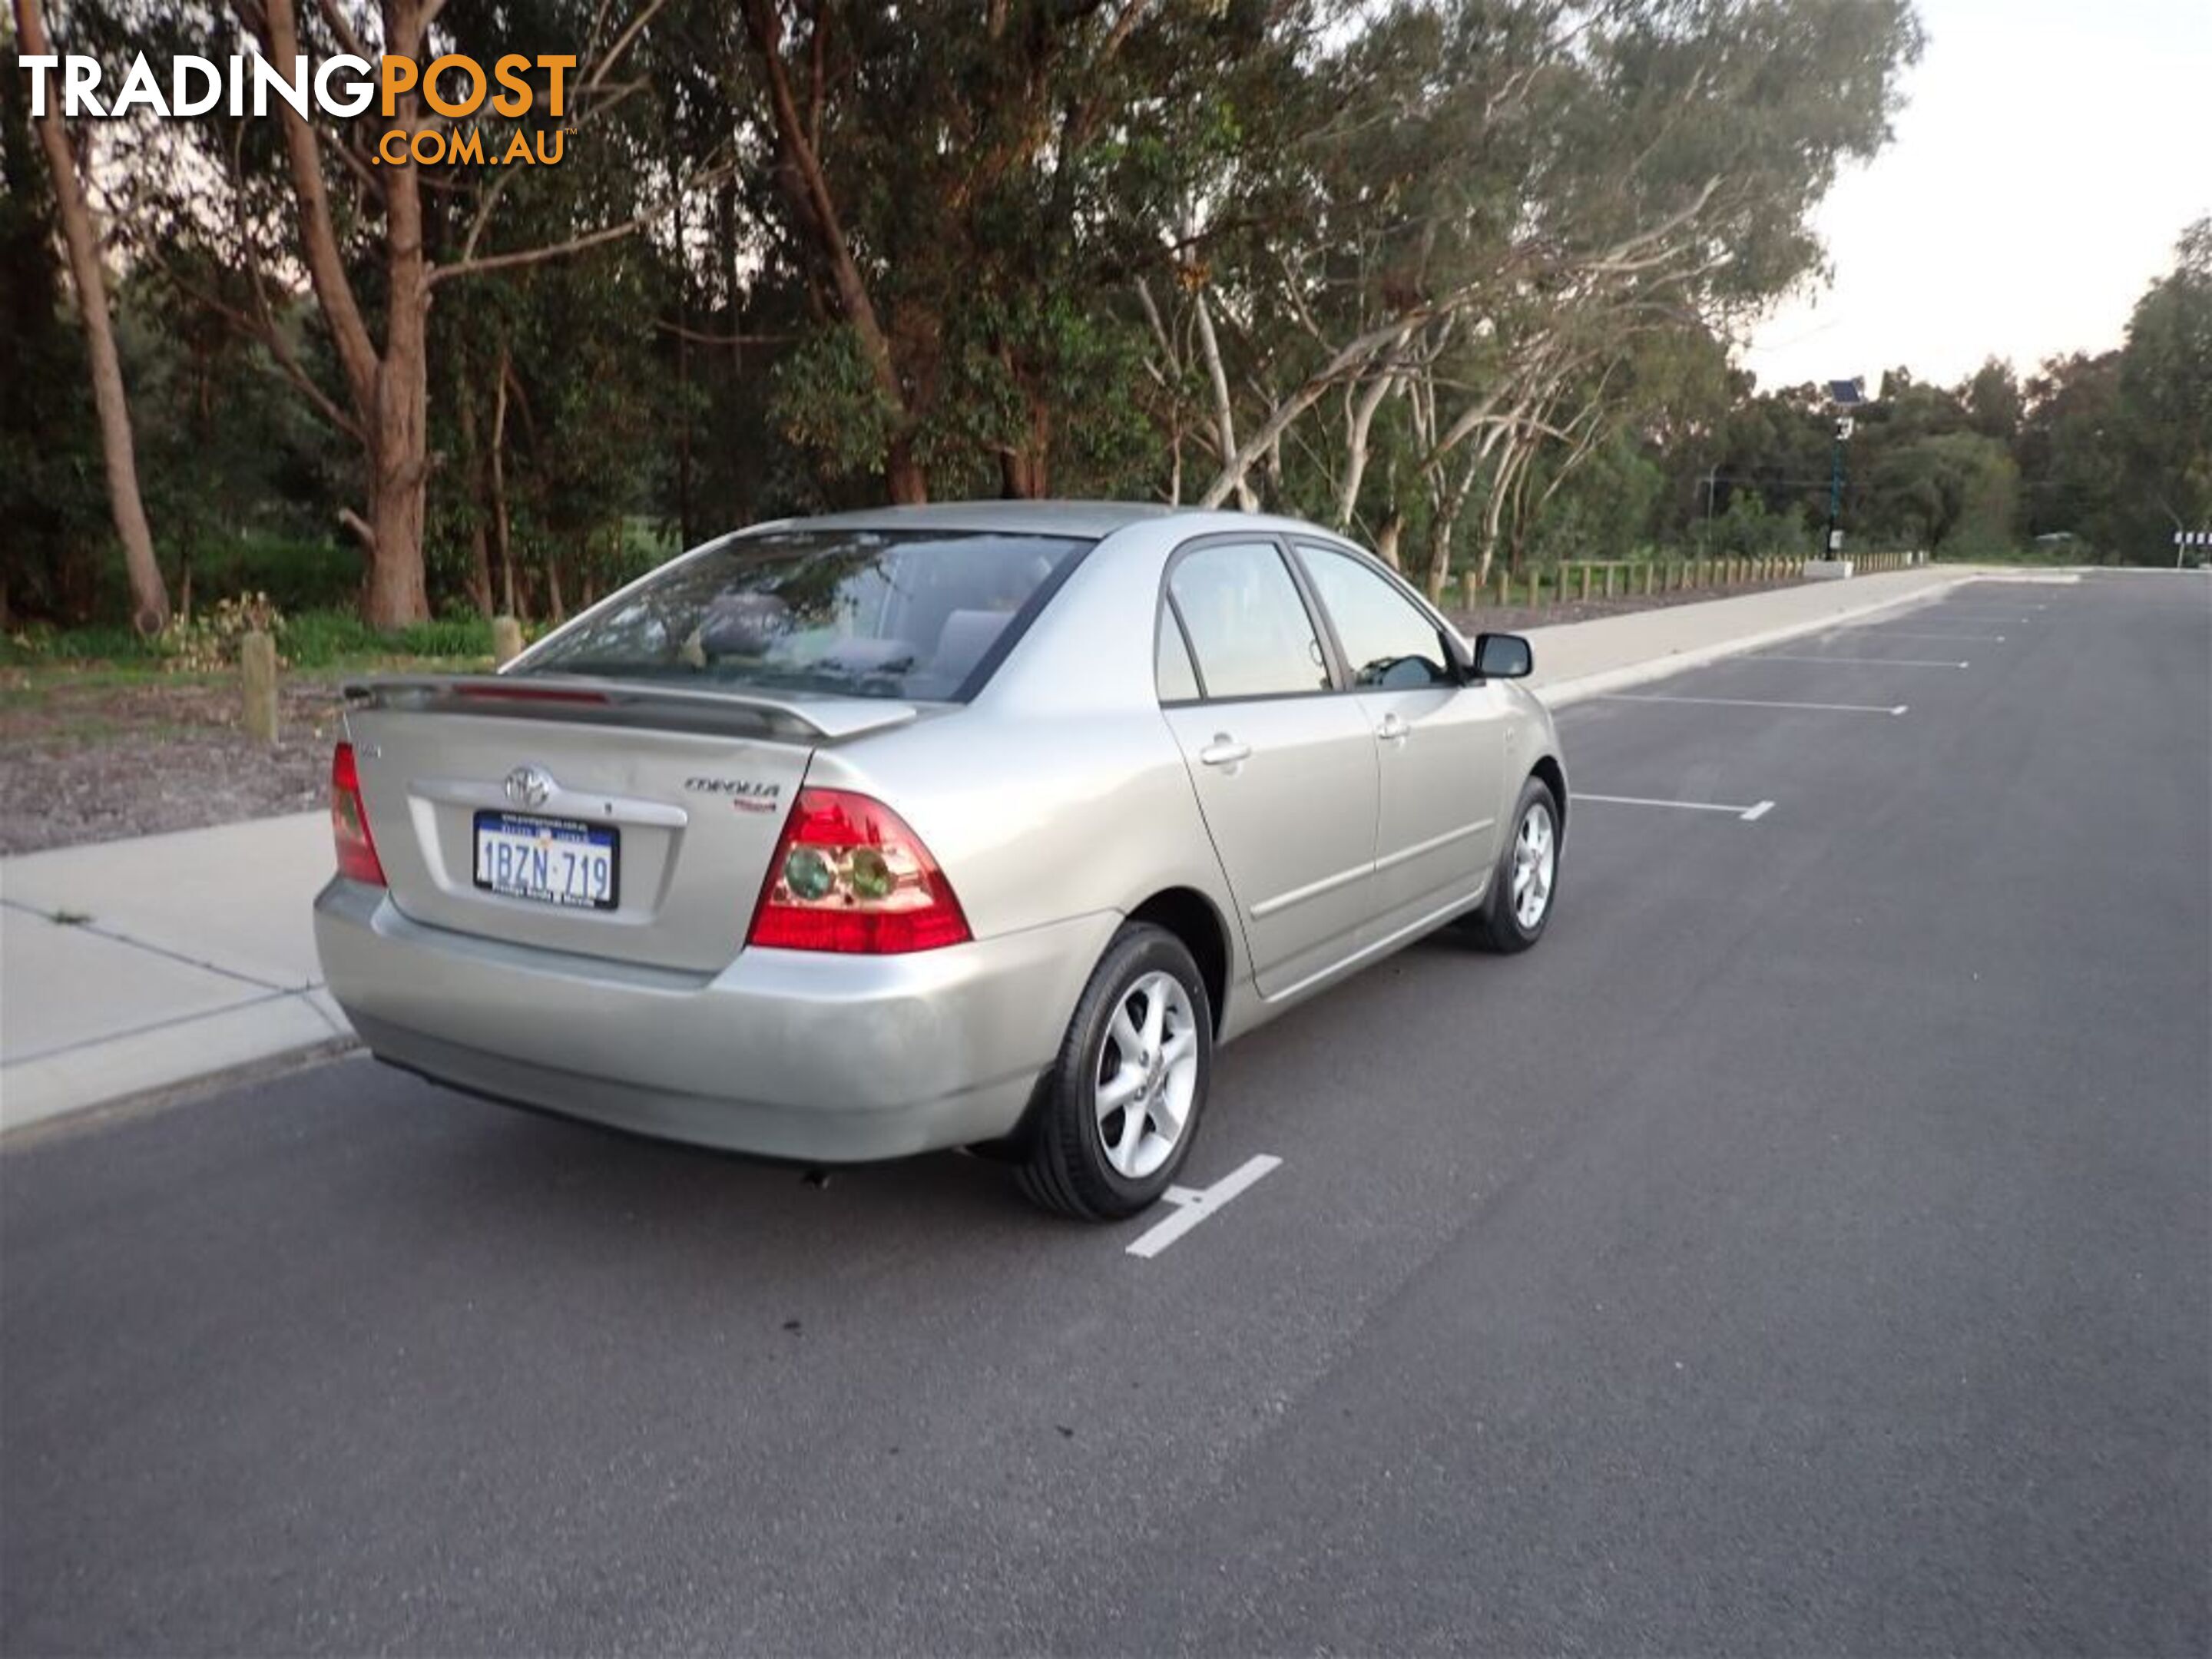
[1596,694,1908,716]
[1578,793,1776,822]
[1126,1154,1283,1258]
[1757,654,1969,668]
[1855,631,2005,642]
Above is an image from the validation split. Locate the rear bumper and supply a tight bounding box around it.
[314,879,1116,1162]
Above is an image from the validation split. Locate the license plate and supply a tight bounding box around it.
[472,811,618,909]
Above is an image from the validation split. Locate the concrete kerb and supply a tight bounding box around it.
[1534,574,1982,710]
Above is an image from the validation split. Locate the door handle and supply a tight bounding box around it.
[1376,714,1411,745]
[1197,735,1252,768]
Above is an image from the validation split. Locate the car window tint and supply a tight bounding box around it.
[1299,544,1452,690]
[517,529,1090,701]
[1155,605,1202,702]
[1169,541,1330,699]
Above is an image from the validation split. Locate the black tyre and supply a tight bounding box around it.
[1017,922,1212,1220]
[1459,773,1561,954]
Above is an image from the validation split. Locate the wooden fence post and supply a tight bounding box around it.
[240,629,278,745]
[492,616,525,667]
[1464,571,1482,610]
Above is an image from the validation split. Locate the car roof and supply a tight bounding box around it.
[747,500,1373,551]
[766,500,1178,540]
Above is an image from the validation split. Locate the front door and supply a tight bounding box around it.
[1293,541,1507,938]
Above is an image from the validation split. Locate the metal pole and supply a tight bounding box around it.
[1824,430,1844,560]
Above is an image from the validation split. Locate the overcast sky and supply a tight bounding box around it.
[1738,0,2212,395]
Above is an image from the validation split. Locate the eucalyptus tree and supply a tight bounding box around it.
[12,0,171,630]
[92,0,726,625]
[720,0,1325,505]
[1174,0,1922,594]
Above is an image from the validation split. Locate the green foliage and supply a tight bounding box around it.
[771,327,902,482]
[179,532,359,614]
[1707,493,1814,559]
[279,610,502,668]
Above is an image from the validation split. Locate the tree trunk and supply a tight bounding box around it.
[886,437,928,505]
[365,147,432,627]
[742,0,925,505]
[1193,291,1255,512]
[1335,354,1402,531]
[998,382,1051,498]
[1373,509,1402,571]
[455,374,494,615]
[491,345,515,615]
[16,0,169,633]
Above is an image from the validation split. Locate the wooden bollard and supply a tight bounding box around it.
[240,629,278,745]
[1464,571,1482,609]
[1578,565,1592,601]
[1641,563,1655,595]
[1495,569,1510,608]
[1603,565,1617,598]
[492,615,524,666]
[1526,571,1541,608]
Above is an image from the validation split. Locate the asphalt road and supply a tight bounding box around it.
[5,575,2207,1657]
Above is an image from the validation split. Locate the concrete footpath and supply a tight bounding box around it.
[0,563,1982,1137]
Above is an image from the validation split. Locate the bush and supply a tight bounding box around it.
[278,609,383,667]
[153,592,285,671]
[180,532,358,613]
[2,621,148,664]
[279,610,498,667]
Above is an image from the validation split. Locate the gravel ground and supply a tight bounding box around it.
[0,577,1804,856]
[0,674,349,855]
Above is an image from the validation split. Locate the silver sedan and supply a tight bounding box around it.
[314,503,1568,1218]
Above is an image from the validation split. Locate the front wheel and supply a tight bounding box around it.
[1017,923,1211,1220]
[1459,774,1561,954]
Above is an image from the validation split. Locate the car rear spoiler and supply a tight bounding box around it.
[343,674,922,742]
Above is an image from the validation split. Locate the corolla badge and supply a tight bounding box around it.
[685,775,783,814]
[505,765,555,809]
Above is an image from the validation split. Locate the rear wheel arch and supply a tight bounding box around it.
[1126,886,1230,1035]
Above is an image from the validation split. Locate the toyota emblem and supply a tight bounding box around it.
[505,765,555,809]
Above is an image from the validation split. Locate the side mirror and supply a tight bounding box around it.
[1472,632,1533,680]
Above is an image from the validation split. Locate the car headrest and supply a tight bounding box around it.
[930,609,1012,685]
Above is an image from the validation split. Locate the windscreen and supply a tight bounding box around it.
[517,528,1091,701]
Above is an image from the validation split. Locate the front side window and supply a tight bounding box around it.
[1297,544,1452,690]
[1167,541,1331,700]
[518,529,1090,701]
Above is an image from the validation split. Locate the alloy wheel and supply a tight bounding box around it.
[1512,800,1555,931]
[1093,971,1199,1180]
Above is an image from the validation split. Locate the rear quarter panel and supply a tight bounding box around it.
[805,522,1246,971]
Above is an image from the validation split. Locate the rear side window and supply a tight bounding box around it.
[1167,541,1331,700]
[1297,543,1453,689]
[1155,606,1203,703]
[518,529,1091,701]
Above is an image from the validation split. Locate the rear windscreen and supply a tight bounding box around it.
[516,529,1091,701]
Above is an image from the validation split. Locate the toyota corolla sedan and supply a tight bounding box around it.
[315,502,1567,1218]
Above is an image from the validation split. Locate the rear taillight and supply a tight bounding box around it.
[330,741,386,886]
[748,788,970,953]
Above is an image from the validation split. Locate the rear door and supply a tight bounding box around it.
[1157,538,1379,998]
[1292,540,1506,936]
